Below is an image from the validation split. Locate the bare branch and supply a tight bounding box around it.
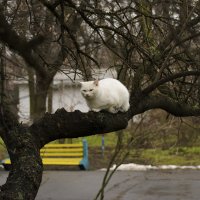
[0,7,47,77]
[142,71,200,95]
[134,94,200,117]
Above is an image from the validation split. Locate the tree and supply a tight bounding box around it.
[0,0,200,199]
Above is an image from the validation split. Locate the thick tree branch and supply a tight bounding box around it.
[1,1,200,199]
[1,93,200,198]
[29,109,129,147]
[0,7,46,78]
[29,91,200,148]
[130,94,200,117]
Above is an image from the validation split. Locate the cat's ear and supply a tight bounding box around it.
[93,79,99,86]
[79,82,84,88]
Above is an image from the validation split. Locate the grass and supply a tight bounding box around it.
[128,147,200,166]
[1,134,200,166]
[79,134,200,167]
[57,132,118,147]
[0,138,5,151]
[0,138,6,160]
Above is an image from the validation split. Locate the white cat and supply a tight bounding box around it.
[80,78,130,113]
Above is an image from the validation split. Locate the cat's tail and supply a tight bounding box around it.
[120,101,130,112]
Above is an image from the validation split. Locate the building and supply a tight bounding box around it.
[17,68,117,123]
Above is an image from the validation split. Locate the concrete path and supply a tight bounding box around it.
[0,169,200,200]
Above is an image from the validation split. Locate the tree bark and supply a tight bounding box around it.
[32,75,53,121]
[0,107,42,200]
[30,109,129,148]
[1,89,200,199]
[0,108,129,199]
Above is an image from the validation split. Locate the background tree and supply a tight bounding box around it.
[0,0,200,199]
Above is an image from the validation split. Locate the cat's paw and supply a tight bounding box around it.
[91,108,101,112]
[120,102,130,112]
[108,107,118,113]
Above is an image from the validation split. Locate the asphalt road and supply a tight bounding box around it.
[1,169,200,200]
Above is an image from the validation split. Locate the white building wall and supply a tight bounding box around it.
[17,68,117,123]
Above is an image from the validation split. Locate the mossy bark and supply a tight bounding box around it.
[0,108,42,200]
[0,107,129,200]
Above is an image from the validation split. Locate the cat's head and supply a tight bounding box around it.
[80,80,99,99]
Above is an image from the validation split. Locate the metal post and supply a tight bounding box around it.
[101,134,105,157]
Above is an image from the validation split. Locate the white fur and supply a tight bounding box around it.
[80,78,130,113]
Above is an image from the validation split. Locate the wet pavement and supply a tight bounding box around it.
[0,169,200,200]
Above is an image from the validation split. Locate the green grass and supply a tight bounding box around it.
[131,147,200,166]
[1,133,200,166]
[0,138,5,151]
[57,132,118,147]
[82,133,118,147]
[0,138,6,159]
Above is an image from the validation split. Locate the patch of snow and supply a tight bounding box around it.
[100,163,200,171]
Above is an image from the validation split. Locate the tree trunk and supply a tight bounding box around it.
[1,88,200,199]
[0,133,42,199]
[47,84,53,113]
[32,74,52,121]
[28,68,36,121]
[0,106,129,200]
[0,107,42,200]
[0,47,5,105]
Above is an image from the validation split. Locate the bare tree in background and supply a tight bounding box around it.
[0,0,200,199]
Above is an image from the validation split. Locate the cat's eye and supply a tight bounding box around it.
[89,89,93,91]
[82,90,87,92]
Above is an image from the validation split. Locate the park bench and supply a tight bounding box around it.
[2,139,89,170]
